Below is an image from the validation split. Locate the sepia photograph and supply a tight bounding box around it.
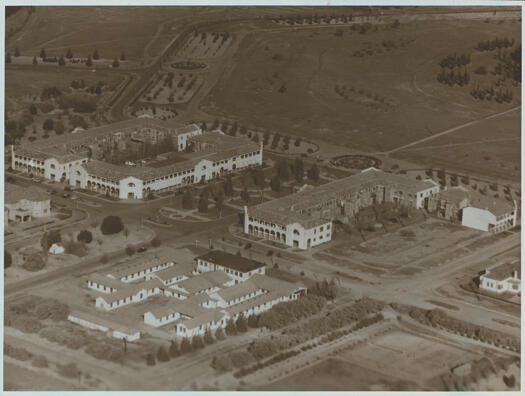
[3,2,522,391]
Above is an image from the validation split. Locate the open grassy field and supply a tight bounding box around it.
[5,7,190,60]
[261,357,419,391]
[5,66,126,106]
[393,108,521,181]
[203,17,520,156]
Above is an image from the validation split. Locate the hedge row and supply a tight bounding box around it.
[233,313,385,378]
[409,307,520,352]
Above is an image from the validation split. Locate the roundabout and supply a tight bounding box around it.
[330,154,381,170]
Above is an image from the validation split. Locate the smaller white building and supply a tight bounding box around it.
[195,250,266,283]
[462,198,517,233]
[480,261,521,294]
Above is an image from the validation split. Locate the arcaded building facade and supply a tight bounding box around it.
[245,168,440,249]
[11,119,263,200]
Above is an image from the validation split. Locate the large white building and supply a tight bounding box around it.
[12,119,263,200]
[245,167,440,249]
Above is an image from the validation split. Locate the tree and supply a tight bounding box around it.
[270,174,281,192]
[225,318,237,336]
[192,335,204,350]
[240,187,250,204]
[150,237,161,248]
[55,121,65,135]
[40,48,46,59]
[204,329,215,345]
[277,159,290,180]
[247,314,259,328]
[157,346,170,362]
[42,118,54,131]
[66,48,73,59]
[182,189,193,209]
[112,58,120,68]
[23,254,46,272]
[77,230,93,244]
[169,340,180,358]
[14,47,20,57]
[100,215,124,235]
[29,103,38,115]
[294,157,304,182]
[271,133,281,149]
[58,55,66,66]
[93,49,100,60]
[294,137,302,147]
[211,355,234,372]
[236,313,248,333]
[86,55,92,67]
[307,163,320,181]
[5,251,12,269]
[215,327,226,340]
[125,245,136,256]
[32,56,37,65]
[253,169,265,188]
[224,176,234,196]
[146,353,156,366]
[40,230,61,251]
[198,192,209,213]
[180,338,193,354]
[120,52,126,61]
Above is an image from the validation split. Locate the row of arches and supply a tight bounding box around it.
[87,180,120,196]
[14,163,45,175]
[248,225,286,243]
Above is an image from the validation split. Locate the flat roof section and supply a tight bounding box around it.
[196,250,266,273]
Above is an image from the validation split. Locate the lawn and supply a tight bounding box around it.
[261,357,418,391]
[393,108,521,182]
[5,7,190,60]
[203,17,520,155]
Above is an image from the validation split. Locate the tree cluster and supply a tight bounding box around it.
[470,85,513,103]
[409,307,520,351]
[475,37,515,52]
[436,68,470,87]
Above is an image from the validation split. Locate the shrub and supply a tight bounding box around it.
[180,338,193,354]
[32,355,49,367]
[4,344,32,361]
[57,362,80,378]
[63,240,88,257]
[5,250,12,268]
[77,230,93,244]
[23,254,46,272]
[215,327,226,341]
[192,335,205,349]
[211,355,234,372]
[204,329,215,345]
[157,346,170,362]
[229,350,255,369]
[100,215,124,235]
[34,299,69,321]
[150,237,161,248]
[146,353,156,366]
[125,245,136,256]
[169,340,180,358]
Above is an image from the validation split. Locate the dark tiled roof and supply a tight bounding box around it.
[484,261,521,281]
[196,250,266,273]
[5,183,50,204]
[248,168,437,229]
